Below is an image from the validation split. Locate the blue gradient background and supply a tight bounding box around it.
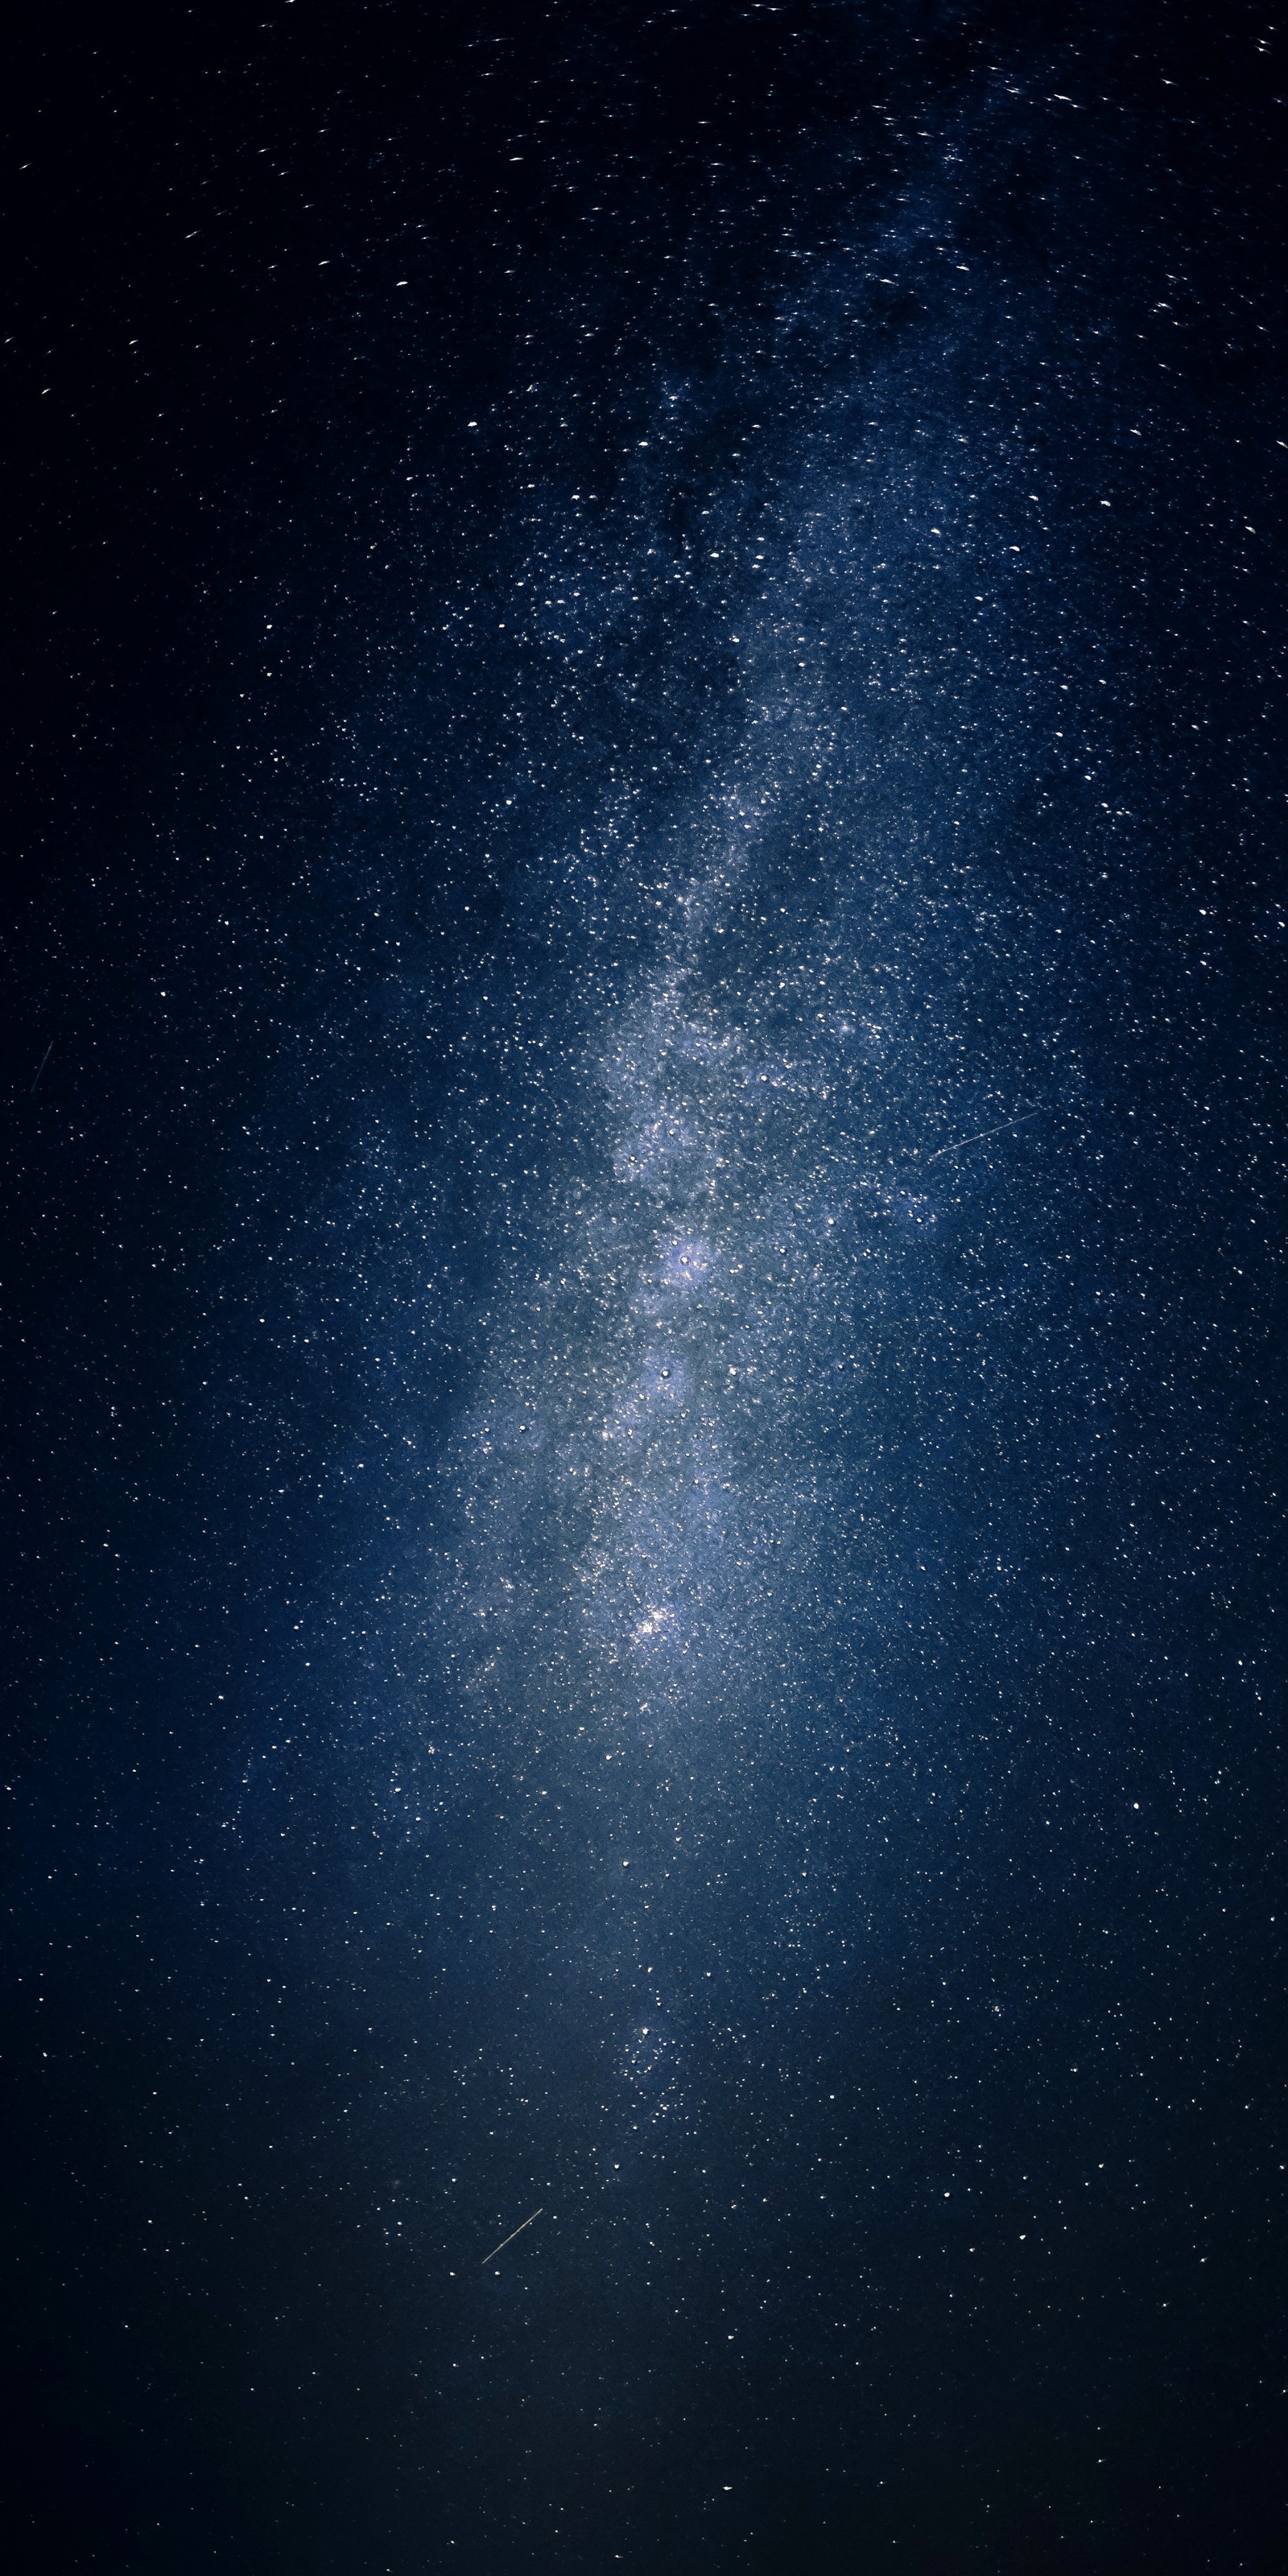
[4,6,1286,2569]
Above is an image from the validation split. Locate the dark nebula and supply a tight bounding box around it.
[4,6,1286,2570]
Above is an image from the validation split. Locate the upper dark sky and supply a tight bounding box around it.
[4,6,1286,2572]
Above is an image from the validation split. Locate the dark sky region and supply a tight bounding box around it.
[3,5,1287,2570]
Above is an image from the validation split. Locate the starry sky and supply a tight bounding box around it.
[4,5,1287,2570]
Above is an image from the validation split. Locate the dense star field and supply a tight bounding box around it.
[4,5,1287,2570]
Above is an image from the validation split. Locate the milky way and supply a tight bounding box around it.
[6,11,1286,2573]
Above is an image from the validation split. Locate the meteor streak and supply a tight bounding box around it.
[923,1106,1042,1164]
[480,2207,544,2266]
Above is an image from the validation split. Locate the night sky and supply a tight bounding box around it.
[4,6,1288,2570]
